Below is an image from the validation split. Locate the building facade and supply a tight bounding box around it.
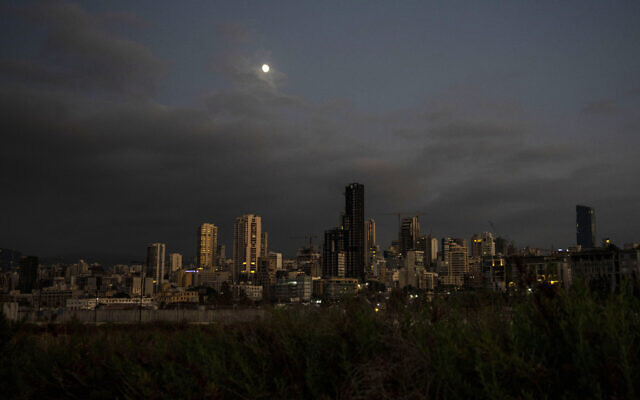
[441,240,468,287]
[197,223,218,268]
[323,227,346,278]
[233,214,262,282]
[146,243,165,292]
[18,256,38,293]
[576,205,596,249]
[344,183,365,280]
[399,216,420,255]
[365,218,376,266]
[169,253,182,272]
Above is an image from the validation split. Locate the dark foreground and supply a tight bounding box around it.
[2,285,639,399]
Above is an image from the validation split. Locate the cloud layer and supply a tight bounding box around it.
[1,2,639,262]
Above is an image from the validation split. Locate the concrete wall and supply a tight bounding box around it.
[16,308,266,324]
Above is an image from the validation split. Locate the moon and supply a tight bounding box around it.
[261,64,270,73]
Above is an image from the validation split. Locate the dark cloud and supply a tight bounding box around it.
[97,11,153,30]
[1,2,638,261]
[582,100,618,115]
[626,88,640,98]
[216,23,251,43]
[4,68,637,258]
[1,1,164,97]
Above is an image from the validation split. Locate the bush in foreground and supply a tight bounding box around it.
[2,283,640,399]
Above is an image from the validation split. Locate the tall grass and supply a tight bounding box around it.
[2,283,639,399]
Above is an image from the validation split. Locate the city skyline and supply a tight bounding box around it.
[0,194,631,265]
[1,1,639,261]
[10,198,614,266]
[2,3,640,397]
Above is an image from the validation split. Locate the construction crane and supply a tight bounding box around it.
[488,221,497,234]
[489,220,515,243]
[374,211,426,237]
[291,234,318,251]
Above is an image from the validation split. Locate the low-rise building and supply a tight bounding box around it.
[238,284,263,302]
[196,270,230,292]
[38,289,82,308]
[155,289,199,305]
[323,277,358,301]
[481,255,506,291]
[67,297,154,310]
[571,247,640,291]
[275,275,311,303]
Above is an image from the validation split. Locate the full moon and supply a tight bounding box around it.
[261,64,270,73]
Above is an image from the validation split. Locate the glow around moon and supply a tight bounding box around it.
[261,64,270,73]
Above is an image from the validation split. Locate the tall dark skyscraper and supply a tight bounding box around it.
[399,216,420,255]
[146,243,166,292]
[18,256,38,293]
[322,227,346,278]
[344,183,365,280]
[576,205,596,249]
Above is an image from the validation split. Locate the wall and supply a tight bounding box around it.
[15,308,266,324]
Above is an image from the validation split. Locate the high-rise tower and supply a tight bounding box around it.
[471,232,495,257]
[365,218,376,266]
[344,183,365,280]
[146,243,165,292]
[233,214,262,282]
[197,223,218,268]
[576,205,596,249]
[18,256,38,293]
[399,216,420,255]
[169,253,182,272]
[323,227,346,278]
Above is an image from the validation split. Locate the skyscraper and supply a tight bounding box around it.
[444,240,468,287]
[233,214,262,282]
[169,253,182,272]
[441,237,453,261]
[471,232,496,257]
[481,232,496,256]
[18,256,38,293]
[576,205,596,249]
[400,216,420,255]
[323,227,346,278]
[429,236,439,264]
[146,243,165,291]
[365,218,376,265]
[261,232,269,257]
[344,183,365,280]
[197,223,218,268]
[471,234,482,258]
[418,235,439,266]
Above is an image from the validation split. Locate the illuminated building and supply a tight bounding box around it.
[471,232,496,258]
[169,253,182,272]
[233,214,262,282]
[197,223,218,268]
[441,240,468,287]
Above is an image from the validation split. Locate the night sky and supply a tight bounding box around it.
[1,1,639,262]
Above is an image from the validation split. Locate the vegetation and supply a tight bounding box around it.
[2,282,640,399]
